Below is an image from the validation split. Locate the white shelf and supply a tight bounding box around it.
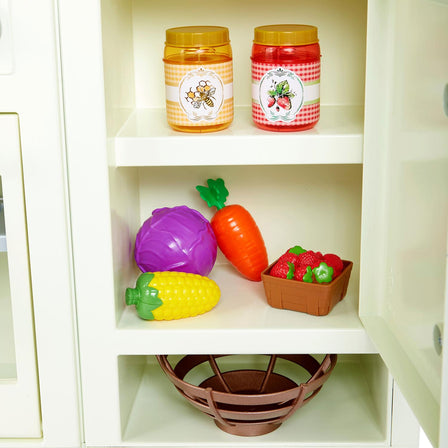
[117,265,375,355]
[114,106,364,167]
[121,356,388,446]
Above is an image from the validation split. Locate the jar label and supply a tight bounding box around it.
[164,62,233,127]
[252,62,320,128]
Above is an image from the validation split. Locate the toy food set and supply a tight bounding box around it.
[157,353,337,436]
[196,178,268,281]
[126,272,220,321]
[134,205,217,277]
[164,26,233,133]
[261,245,353,316]
[251,24,321,131]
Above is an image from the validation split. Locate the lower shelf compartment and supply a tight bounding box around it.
[119,354,390,446]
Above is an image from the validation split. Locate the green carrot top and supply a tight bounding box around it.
[196,178,229,210]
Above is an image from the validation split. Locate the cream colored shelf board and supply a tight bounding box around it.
[114,106,364,167]
[117,265,375,355]
[122,357,387,446]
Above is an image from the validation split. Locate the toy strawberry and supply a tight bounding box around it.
[270,261,295,279]
[293,265,313,282]
[278,251,301,265]
[297,250,322,269]
[323,253,344,277]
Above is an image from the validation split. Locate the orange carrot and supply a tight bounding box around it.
[196,178,268,281]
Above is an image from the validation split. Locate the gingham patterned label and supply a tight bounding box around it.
[165,62,233,127]
[252,61,320,128]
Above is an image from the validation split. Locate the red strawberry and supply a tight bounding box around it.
[278,252,301,265]
[293,265,310,281]
[270,260,295,279]
[267,96,276,108]
[323,254,344,277]
[297,250,322,269]
[277,96,291,110]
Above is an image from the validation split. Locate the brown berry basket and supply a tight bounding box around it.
[156,354,337,437]
[261,260,353,316]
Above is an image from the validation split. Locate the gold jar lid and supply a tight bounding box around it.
[165,26,230,47]
[254,24,318,46]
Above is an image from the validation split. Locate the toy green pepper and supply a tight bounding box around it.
[313,262,334,283]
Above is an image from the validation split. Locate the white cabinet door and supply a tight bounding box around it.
[360,0,448,447]
[0,114,41,437]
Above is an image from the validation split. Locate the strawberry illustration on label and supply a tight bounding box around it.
[267,80,294,112]
[258,68,304,122]
[277,96,292,110]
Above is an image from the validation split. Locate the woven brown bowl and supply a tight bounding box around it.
[156,354,337,437]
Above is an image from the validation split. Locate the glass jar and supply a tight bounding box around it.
[164,26,233,133]
[251,24,321,132]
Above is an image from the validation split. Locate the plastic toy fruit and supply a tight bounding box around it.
[296,250,323,269]
[323,253,344,276]
[293,265,313,282]
[134,205,217,276]
[126,272,220,321]
[196,178,268,282]
[270,261,295,279]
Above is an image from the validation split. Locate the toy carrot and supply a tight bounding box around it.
[196,178,268,281]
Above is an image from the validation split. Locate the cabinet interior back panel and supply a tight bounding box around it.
[136,165,362,273]
[132,0,367,108]
[101,0,367,115]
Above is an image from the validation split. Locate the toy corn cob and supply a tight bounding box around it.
[125,272,220,321]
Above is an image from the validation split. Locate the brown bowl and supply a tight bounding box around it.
[156,354,337,437]
[261,260,353,316]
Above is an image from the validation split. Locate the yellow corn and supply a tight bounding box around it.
[126,271,220,321]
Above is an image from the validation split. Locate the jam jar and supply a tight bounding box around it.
[251,24,321,131]
[164,26,233,133]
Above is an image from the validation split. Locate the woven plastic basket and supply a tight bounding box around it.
[156,354,337,436]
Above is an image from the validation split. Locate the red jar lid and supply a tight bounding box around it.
[253,24,318,46]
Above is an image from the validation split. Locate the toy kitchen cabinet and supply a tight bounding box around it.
[58,0,448,446]
[1,0,448,447]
